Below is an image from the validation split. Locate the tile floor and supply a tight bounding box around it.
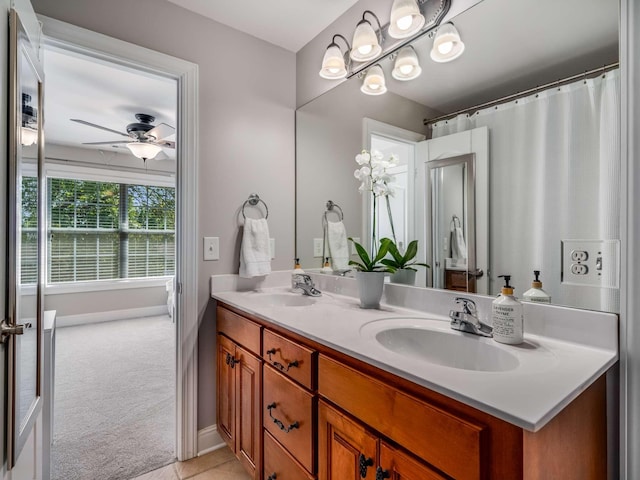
[132,447,250,480]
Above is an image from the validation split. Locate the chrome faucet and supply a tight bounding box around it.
[449,297,493,337]
[292,273,322,297]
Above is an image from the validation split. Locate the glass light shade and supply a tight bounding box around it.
[351,20,382,62]
[388,0,425,39]
[430,23,465,63]
[392,46,422,81]
[127,142,162,160]
[21,126,38,146]
[319,44,347,79]
[361,65,387,95]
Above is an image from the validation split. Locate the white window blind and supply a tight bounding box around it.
[47,178,175,284]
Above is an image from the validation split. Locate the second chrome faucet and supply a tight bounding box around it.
[449,297,493,337]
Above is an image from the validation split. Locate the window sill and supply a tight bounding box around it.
[45,276,173,295]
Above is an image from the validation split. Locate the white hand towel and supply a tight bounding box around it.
[327,220,349,271]
[450,225,467,260]
[239,217,271,278]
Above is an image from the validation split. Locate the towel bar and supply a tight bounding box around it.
[242,193,269,219]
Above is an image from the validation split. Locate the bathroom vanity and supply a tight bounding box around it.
[212,273,617,480]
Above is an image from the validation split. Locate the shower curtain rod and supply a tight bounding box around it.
[423,62,620,126]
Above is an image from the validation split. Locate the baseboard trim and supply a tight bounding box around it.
[56,305,169,328]
[197,424,226,456]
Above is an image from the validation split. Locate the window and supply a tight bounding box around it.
[47,178,175,284]
[21,176,38,285]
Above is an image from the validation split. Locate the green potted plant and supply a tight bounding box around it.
[348,237,392,309]
[380,239,430,286]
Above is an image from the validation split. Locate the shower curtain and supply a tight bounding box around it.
[432,70,620,312]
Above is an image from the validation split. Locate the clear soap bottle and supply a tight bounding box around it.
[492,275,524,345]
[523,270,551,303]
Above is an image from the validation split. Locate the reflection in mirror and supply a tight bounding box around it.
[296,0,619,312]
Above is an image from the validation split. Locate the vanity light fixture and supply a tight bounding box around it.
[127,141,162,161]
[319,34,351,79]
[430,22,465,63]
[360,65,387,95]
[350,11,383,63]
[388,0,426,39]
[392,45,422,81]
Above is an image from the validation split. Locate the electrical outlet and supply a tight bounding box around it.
[203,237,219,261]
[270,238,275,259]
[561,240,619,288]
[313,238,323,258]
[351,237,361,255]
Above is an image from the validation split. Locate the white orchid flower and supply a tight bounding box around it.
[388,154,399,165]
[355,151,370,165]
[358,182,368,193]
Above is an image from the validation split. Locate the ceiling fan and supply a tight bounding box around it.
[71,113,175,161]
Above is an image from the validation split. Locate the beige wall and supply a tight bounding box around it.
[32,0,296,430]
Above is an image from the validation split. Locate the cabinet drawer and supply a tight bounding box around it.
[263,329,315,390]
[264,430,314,480]
[217,306,261,356]
[318,355,485,480]
[263,365,315,473]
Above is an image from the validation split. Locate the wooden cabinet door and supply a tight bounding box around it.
[318,400,378,480]
[378,442,447,480]
[235,345,262,480]
[217,334,236,449]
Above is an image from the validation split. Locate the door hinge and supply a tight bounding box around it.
[177,282,183,294]
[0,319,27,344]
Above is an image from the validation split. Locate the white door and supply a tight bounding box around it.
[2,7,45,480]
[416,127,489,293]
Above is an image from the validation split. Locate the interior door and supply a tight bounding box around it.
[2,8,45,474]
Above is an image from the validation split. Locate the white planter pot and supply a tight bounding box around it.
[390,268,416,286]
[356,271,385,309]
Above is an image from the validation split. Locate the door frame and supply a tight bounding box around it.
[38,15,200,461]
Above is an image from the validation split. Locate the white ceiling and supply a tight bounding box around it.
[165,0,360,52]
[44,47,177,162]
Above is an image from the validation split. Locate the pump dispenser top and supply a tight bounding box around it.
[498,275,514,295]
[320,257,333,274]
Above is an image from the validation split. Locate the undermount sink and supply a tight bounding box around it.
[362,319,520,372]
[252,293,317,307]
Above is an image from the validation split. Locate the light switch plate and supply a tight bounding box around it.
[270,238,275,259]
[561,239,619,288]
[203,237,219,261]
[313,238,323,258]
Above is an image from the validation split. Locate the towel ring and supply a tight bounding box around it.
[242,193,269,219]
[323,200,344,224]
[450,214,461,229]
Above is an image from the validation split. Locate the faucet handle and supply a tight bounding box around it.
[454,297,476,315]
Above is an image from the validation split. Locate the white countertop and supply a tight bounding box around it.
[211,272,618,432]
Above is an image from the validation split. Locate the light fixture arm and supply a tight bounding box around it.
[331,34,351,52]
[360,10,384,44]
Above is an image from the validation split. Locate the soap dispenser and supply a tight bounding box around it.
[291,258,305,293]
[492,275,524,345]
[320,257,333,274]
[523,270,551,303]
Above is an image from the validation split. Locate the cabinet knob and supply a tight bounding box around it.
[266,402,300,433]
[225,352,239,368]
[267,474,277,480]
[375,467,391,480]
[359,454,374,478]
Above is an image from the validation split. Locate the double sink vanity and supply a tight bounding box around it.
[211,272,618,480]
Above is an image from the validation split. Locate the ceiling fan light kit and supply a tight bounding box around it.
[71,112,175,161]
[319,0,454,94]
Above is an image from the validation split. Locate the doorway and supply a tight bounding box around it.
[32,14,200,477]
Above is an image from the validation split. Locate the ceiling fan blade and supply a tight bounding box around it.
[82,140,131,145]
[71,119,130,137]
[155,140,175,149]
[146,123,175,141]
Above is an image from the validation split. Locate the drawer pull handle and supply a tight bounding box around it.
[375,467,390,480]
[266,402,299,433]
[266,348,300,372]
[359,454,374,478]
[267,474,277,480]
[225,352,239,368]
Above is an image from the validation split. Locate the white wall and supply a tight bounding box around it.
[31,0,296,430]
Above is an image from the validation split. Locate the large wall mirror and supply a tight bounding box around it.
[296,0,620,312]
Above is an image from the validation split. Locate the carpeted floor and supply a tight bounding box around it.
[52,315,176,480]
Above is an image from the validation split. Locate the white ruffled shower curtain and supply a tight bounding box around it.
[432,70,620,312]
